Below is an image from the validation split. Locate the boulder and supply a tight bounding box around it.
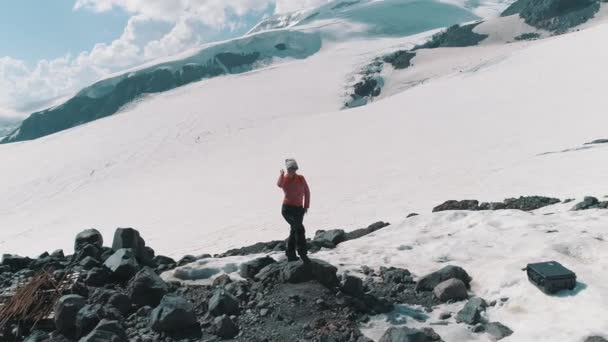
[433,278,468,302]
[79,256,102,270]
[342,275,365,298]
[111,228,150,264]
[127,266,168,307]
[150,295,198,332]
[415,265,472,291]
[153,255,176,267]
[209,289,240,316]
[79,319,127,342]
[103,249,140,280]
[283,259,339,287]
[212,274,233,288]
[344,221,390,241]
[82,267,111,287]
[213,315,239,340]
[1,254,31,272]
[572,196,600,211]
[456,297,488,325]
[314,229,346,246]
[75,304,104,338]
[379,326,441,342]
[74,229,103,252]
[239,256,276,279]
[433,200,479,212]
[54,295,86,335]
[51,249,65,259]
[484,322,513,340]
[108,293,131,316]
[73,244,102,263]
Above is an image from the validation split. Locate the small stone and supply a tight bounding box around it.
[214,315,239,339]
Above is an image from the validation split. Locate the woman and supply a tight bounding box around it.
[277,158,311,262]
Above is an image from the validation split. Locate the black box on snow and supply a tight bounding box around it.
[526,261,577,294]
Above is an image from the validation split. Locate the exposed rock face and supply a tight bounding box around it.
[415,22,488,50]
[383,50,416,70]
[502,0,601,32]
[433,196,561,212]
[415,265,472,291]
[571,196,608,210]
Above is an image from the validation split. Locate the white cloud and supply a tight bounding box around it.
[0,0,322,118]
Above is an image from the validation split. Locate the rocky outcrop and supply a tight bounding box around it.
[502,0,601,33]
[433,196,561,212]
[414,22,488,50]
[415,265,472,291]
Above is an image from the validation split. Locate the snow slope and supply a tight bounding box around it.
[2,18,608,259]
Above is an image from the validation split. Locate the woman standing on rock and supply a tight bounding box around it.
[277,158,311,263]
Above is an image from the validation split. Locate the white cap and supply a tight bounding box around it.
[285,158,299,170]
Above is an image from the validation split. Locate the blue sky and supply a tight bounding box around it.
[0,0,129,65]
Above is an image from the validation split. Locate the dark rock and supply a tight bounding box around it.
[585,337,608,342]
[502,0,601,32]
[209,289,240,316]
[51,249,65,259]
[1,254,31,272]
[407,213,419,218]
[484,322,513,340]
[213,315,239,339]
[80,319,127,342]
[73,244,101,263]
[23,331,50,342]
[344,221,390,241]
[314,229,346,246]
[416,265,472,291]
[74,229,103,252]
[82,267,111,287]
[150,294,198,332]
[111,228,150,264]
[127,266,168,307]
[380,267,413,284]
[514,32,541,41]
[432,200,480,212]
[212,274,233,288]
[239,256,276,279]
[54,294,86,336]
[382,50,416,69]
[108,293,131,316]
[415,22,487,50]
[281,259,339,288]
[585,139,608,145]
[76,304,104,338]
[103,249,140,280]
[177,255,197,266]
[433,278,468,302]
[342,275,365,298]
[572,196,600,210]
[379,326,442,341]
[79,256,102,270]
[152,255,176,267]
[502,196,560,211]
[456,297,488,325]
[478,202,507,210]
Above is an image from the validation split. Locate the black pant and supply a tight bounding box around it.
[281,205,308,259]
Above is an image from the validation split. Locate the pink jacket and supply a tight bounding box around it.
[277,174,310,208]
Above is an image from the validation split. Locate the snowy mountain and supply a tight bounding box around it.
[2,0,608,340]
[2,0,481,144]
